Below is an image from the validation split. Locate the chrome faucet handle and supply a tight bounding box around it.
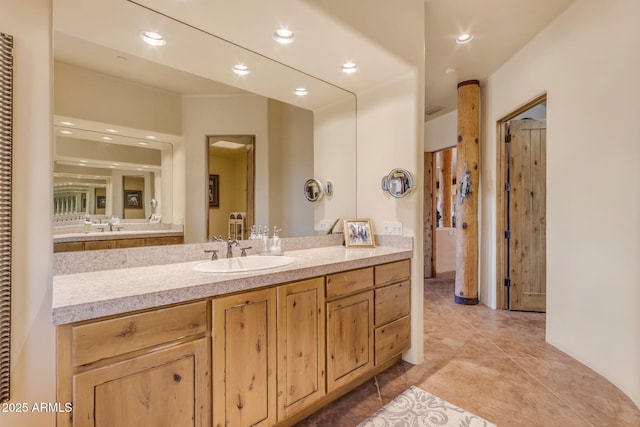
[239,246,252,257]
[226,239,240,258]
[204,249,219,260]
[211,235,224,242]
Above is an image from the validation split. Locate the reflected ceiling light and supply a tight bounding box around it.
[101,136,113,141]
[341,62,359,74]
[456,33,473,44]
[212,140,245,149]
[59,130,73,135]
[137,168,143,171]
[272,28,295,44]
[105,128,119,133]
[60,121,75,126]
[79,160,88,163]
[138,141,150,146]
[145,135,157,140]
[140,31,166,47]
[112,163,120,166]
[109,166,116,169]
[232,64,250,76]
[294,87,309,96]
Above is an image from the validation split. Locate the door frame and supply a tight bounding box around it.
[495,93,547,309]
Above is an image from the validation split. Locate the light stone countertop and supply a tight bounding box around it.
[52,245,412,325]
[54,229,184,243]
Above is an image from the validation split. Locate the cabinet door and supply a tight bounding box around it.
[326,290,374,392]
[212,288,277,427]
[277,278,325,420]
[73,339,210,427]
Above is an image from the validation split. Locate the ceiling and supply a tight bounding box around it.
[53,0,575,121]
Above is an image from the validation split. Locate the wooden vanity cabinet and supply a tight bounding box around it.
[373,260,411,365]
[212,288,277,427]
[276,278,326,421]
[325,268,375,392]
[56,301,210,427]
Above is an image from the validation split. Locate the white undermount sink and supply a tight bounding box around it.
[193,255,294,273]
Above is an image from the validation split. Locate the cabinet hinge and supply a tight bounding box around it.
[505,134,512,143]
[504,230,511,239]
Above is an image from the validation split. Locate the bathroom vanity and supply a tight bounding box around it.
[53,244,412,427]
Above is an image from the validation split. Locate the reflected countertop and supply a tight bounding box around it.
[54,229,184,243]
[52,245,412,325]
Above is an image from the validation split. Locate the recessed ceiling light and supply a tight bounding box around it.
[445,67,457,75]
[59,130,73,135]
[79,160,88,163]
[456,33,473,44]
[137,168,143,171]
[145,135,156,140]
[232,64,250,76]
[294,87,309,96]
[78,163,86,166]
[60,121,75,126]
[272,28,295,44]
[116,56,127,62]
[341,62,359,74]
[105,128,119,133]
[112,163,120,166]
[109,166,116,169]
[140,31,166,47]
[138,141,150,146]
[101,136,113,141]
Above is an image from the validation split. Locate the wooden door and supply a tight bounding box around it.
[507,119,547,311]
[326,290,374,392]
[212,288,276,427]
[277,278,325,420]
[73,339,209,427]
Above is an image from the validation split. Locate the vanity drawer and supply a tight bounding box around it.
[116,238,146,249]
[375,315,410,365]
[375,259,410,286]
[146,236,184,246]
[84,240,117,251]
[71,301,208,366]
[326,267,373,299]
[375,280,410,325]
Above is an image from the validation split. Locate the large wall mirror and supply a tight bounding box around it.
[52,0,357,243]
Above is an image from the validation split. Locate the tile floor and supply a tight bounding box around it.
[297,278,640,426]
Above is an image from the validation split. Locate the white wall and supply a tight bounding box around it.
[314,96,357,229]
[357,72,425,364]
[1,0,55,426]
[424,110,457,152]
[481,0,640,406]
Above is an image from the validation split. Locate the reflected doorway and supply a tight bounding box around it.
[434,147,457,278]
[207,135,255,240]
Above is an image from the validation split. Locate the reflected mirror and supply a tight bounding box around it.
[53,0,357,243]
[381,168,415,198]
[304,179,324,202]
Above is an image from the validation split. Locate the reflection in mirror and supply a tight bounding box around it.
[435,147,457,228]
[304,179,324,202]
[53,0,357,244]
[207,135,255,240]
[381,168,415,198]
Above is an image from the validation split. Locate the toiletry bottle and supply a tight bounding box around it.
[270,227,282,255]
[83,216,92,233]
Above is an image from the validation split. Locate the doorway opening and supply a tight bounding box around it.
[207,135,255,240]
[496,94,547,311]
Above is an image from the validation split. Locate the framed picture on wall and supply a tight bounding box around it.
[343,218,375,248]
[124,190,142,208]
[209,174,219,207]
[96,195,106,209]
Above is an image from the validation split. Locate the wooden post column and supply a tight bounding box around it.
[455,80,480,305]
[441,149,453,227]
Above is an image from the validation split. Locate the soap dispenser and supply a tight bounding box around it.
[83,215,92,233]
[270,227,282,255]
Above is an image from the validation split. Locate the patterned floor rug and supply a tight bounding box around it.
[358,386,497,427]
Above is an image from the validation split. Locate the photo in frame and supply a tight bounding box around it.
[343,218,375,248]
[209,174,219,207]
[124,190,142,208]
[96,195,106,209]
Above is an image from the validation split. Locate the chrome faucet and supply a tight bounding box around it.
[226,239,239,258]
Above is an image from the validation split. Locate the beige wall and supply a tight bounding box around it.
[54,62,182,135]
[424,110,457,152]
[208,151,247,239]
[268,99,314,236]
[122,175,145,219]
[182,95,269,243]
[1,0,55,426]
[481,0,640,406]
